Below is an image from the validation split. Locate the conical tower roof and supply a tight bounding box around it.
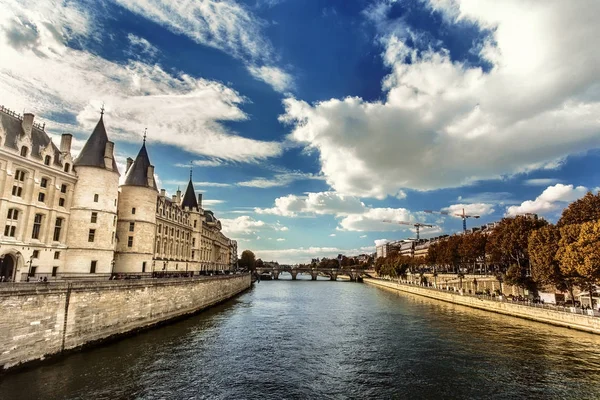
[123,143,157,190]
[181,177,198,210]
[74,114,119,173]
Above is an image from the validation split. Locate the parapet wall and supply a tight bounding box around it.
[364,278,600,335]
[0,274,251,370]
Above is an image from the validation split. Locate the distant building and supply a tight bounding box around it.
[0,106,234,281]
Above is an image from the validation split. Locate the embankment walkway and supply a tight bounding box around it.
[364,278,600,335]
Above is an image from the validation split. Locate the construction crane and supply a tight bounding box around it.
[382,220,434,240]
[424,208,480,232]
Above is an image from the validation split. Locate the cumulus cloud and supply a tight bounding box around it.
[0,1,282,163]
[256,191,365,217]
[506,184,588,216]
[112,0,293,92]
[280,1,600,198]
[338,207,440,234]
[220,215,288,237]
[441,203,495,217]
[523,178,562,186]
[237,171,324,189]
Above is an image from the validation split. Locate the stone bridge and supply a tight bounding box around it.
[255,265,369,282]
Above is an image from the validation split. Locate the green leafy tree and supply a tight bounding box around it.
[239,250,256,271]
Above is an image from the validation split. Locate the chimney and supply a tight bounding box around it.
[60,133,72,154]
[147,165,154,187]
[22,113,34,137]
[160,189,166,197]
[197,193,202,208]
[126,157,133,173]
[104,141,114,170]
[176,187,181,203]
[172,195,177,202]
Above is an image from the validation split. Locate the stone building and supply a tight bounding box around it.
[0,106,234,281]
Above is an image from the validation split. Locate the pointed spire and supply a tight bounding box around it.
[143,127,147,144]
[73,111,119,174]
[181,172,199,210]
[100,103,105,117]
[123,130,157,189]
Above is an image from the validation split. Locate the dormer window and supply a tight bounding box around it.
[64,163,70,173]
[44,155,51,165]
[20,146,28,157]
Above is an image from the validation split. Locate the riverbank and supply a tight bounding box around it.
[364,278,600,335]
[0,273,251,371]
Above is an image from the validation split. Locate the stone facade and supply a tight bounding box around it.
[0,106,235,281]
[0,273,251,370]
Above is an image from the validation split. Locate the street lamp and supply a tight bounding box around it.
[27,255,34,279]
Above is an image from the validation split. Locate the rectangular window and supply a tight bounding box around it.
[94,194,99,202]
[88,229,95,242]
[128,236,133,247]
[7,209,18,220]
[4,225,16,237]
[52,266,58,277]
[192,238,196,246]
[30,266,37,277]
[54,251,60,260]
[111,231,115,244]
[142,261,146,273]
[132,207,136,215]
[192,250,195,259]
[12,186,22,197]
[59,198,65,207]
[16,170,26,181]
[61,184,67,193]
[129,222,135,232]
[113,216,116,226]
[91,212,98,223]
[40,178,48,188]
[32,250,40,258]
[90,260,97,274]
[38,192,45,202]
[158,224,162,234]
[32,214,42,239]
[53,218,63,241]
[194,220,197,228]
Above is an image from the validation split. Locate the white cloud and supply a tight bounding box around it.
[360,234,367,238]
[280,1,600,198]
[441,203,495,217]
[256,191,365,217]
[237,171,323,189]
[112,0,293,92]
[329,233,336,237]
[506,183,588,216]
[247,65,294,93]
[0,1,282,163]
[276,238,285,242]
[220,215,288,237]
[127,33,159,58]
[374,239,389,247]
[202,199,225,206]
[338,207,438,233]
[162,180,232,188]
[523,178,561,186]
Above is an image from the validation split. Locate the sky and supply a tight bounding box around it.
[1,0,599,264]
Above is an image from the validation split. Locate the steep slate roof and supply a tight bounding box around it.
[73,115,119,173]
[181,178,198,210]
[123,143,157,190]
[0,109,62,166]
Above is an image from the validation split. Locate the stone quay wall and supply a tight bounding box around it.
[0,274,251,370]
[364,278,600,335]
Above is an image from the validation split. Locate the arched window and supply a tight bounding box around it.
[20,146,28,157]
[44,155,51,165]
[63,163,70,173]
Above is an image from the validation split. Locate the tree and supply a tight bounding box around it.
[557,220,600,307]
[528,224,575,300]
[239,250,256,271]
[557,191,600,227]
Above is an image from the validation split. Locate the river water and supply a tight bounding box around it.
[2,277,600,400]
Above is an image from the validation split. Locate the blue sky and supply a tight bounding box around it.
[1,0,600,263]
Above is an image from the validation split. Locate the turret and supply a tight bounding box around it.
[65,109,120,275]
[113,133,158,273]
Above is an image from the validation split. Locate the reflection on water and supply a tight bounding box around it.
[2,278,600,400]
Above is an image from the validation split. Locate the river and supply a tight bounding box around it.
[1,276,600,399]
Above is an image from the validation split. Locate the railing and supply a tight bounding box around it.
[4,270,237,283]
[377,277,600,318]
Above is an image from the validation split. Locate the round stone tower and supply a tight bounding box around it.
[65,111,120,274]
[113,137,158,273]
